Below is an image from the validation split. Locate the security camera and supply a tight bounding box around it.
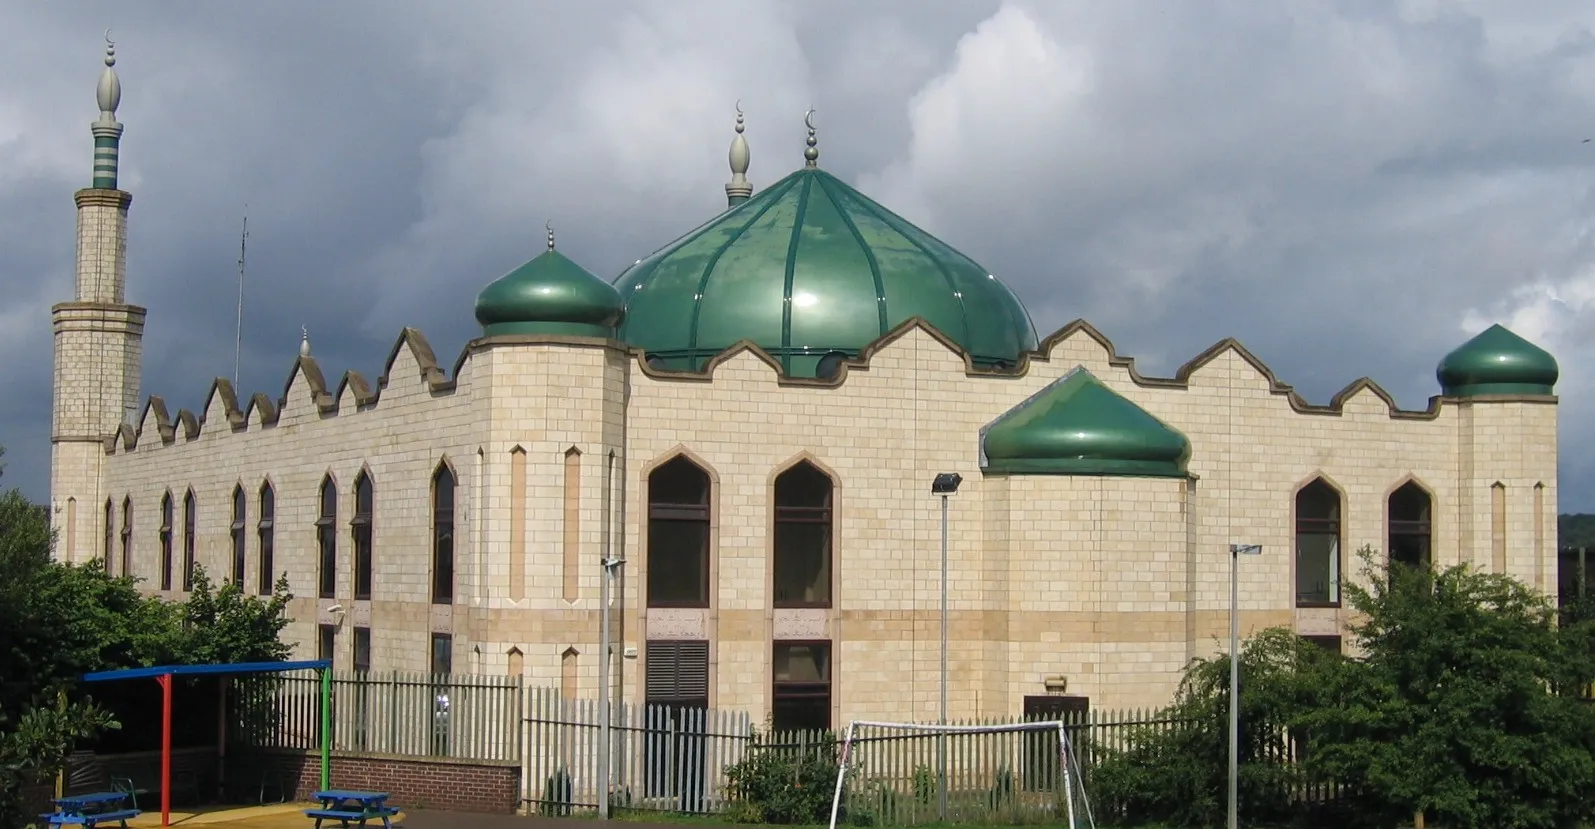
[326,604,344,614]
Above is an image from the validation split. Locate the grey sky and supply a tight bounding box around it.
[4,0,1594,508]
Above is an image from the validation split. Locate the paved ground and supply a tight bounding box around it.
[126,803,700,829]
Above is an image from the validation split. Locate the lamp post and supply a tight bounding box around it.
[598,555,623,819]
[931,472,963,823]
[1228,543,1262,829]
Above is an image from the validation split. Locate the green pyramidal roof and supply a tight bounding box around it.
[475,248,624,338]
[982,369,1192,478]
[613,167,1039,377]
[1436,323,1558,397]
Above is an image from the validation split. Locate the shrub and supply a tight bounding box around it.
[724,730,840,824]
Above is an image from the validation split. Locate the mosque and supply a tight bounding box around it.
[50,43,1561,725]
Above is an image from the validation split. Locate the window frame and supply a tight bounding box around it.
[119,496,133,578]
[257,481,276,595]
[431,464,456,606]
[159,491,174,591]
[771,640,832,733]
[646,457,713,609]
[1387,481,1433,572]
[772,462,835,609]
[182,490,197,592]
[1294,479,1343,609]
[103,499,114,574]
[352,471,374,601]
[230,485,247,586]
[317,476,338,599]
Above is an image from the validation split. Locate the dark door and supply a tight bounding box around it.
[1021,695,1089,791]
[644,641,710,809]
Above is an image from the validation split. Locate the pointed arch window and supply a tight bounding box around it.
[103,499,114,574]
[1389,481,1432,572]
[258,482,276,595]
[119,497,133,577]
[317,476,338,599]
[647,457,712,608]
[774,462,834,608]
[230,485,247,585]
[432,463,457,605]
[182,490,197,592]
[1296,479,1342,607]
[353,471,374,601]
[159,492,174,591]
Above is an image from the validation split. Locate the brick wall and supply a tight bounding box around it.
[237,750,518,814]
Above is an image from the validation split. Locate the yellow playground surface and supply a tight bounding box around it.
[124,803,407,827]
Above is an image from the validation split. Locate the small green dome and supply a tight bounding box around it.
[982,369,1191,478]
[1436,323,1558,397]
[475,248,624,338]
[613,167,1038,377]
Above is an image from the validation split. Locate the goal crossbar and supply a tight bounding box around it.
[827,719,1094,829]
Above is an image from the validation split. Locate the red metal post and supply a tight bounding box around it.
[158,674,173,827]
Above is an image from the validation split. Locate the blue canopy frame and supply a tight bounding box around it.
[81,659,332,827]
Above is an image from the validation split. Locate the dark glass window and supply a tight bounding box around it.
[318,625,336,662]
[431,633,453,676]
[257,482,276,595]
[353,627,371,673]
[159,492,174,591]
[647,457,711,607]
[230,485,247,585]
[352,472,374,601]
[1388,482,1432,572]
[103,499,114,574]
[1295,479,1341,607]
[119,497,133,577]
[774,462,833,608]
[317,476,337,599]
[432,464,456,605]
[772,642,831,733]
[182,490,196,591]
[1303,635,1343,654]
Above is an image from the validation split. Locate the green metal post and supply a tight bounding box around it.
[320,668,332,791]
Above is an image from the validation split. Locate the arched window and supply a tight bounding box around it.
[119,497,133,577]
[1389,481,1432,572]
[182,490,197,591]
[352,471,374,601]
[773,462,834,608]
[647,457,711,607]
[230,485,247,585]
[258,482,276,595]
[1295,479,1342,607]
[159,492,174,591]
[317,476,337,599]
[102,499,114,574]
[431,463,457,605]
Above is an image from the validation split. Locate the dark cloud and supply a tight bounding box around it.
[4,0,1595,508]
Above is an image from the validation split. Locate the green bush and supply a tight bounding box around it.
[723,731,840,824]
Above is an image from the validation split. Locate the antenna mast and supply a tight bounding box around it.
[234,207,248,390]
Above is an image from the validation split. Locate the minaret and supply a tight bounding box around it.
[725,102,752,208]
[50,33,146,565]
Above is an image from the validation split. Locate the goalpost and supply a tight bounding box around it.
[826,720,1095,829]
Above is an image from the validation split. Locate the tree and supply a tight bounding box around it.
[1296,547,1595,829]
[175,566,293,665]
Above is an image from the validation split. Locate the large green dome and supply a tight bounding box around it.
[982,369,1191,478]
[475,247,624,338]
[1436,323,1558,397]
[613,167,1039,377]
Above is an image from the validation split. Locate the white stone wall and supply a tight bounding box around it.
[70,321,1557,723]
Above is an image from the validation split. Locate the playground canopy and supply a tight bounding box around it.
[81,659,332,828]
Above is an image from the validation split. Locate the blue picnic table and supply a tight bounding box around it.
[305,790,401,829]
[42,791,142,827]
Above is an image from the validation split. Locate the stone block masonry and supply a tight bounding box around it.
[243,750,519,814]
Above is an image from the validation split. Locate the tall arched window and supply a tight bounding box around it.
[317,476,338,599]
[159,492,174,591]
[647,457,711,607]
[352,471,374,601]
[230,485,247,585]
[258,482,276,595]
[773,461,834,608]
[103,499,114,574]
[1296,479,1342,607]
[119,497,133,577]
[431,463,457,605]
[182,490,197,591]
[1389,481,1432,571]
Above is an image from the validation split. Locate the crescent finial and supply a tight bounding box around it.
[105,28,114,48]
[736,99,743,117]
[804,108,816,131]
[545,219,555,251]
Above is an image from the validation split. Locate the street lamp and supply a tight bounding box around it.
[598,555,623,819]
[1228,543,1262,829]
[931,472,962,822]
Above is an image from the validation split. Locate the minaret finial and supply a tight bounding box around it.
[803,108,819,168]
[299,326,311,358]
[546,220,555,251]
[725,100,753,208]
[91,29,125,190]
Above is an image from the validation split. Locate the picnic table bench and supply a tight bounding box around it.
[304,790,400,829]
[41,791,141,828]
